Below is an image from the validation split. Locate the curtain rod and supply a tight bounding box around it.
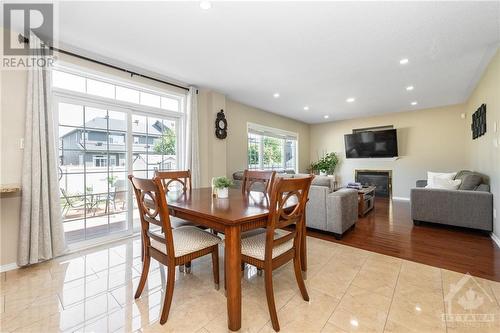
[19,34,190,92]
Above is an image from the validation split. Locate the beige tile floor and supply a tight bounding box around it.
[1,236,499,333]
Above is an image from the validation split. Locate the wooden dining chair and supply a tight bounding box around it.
[155,170,192,193]
[240,169,277,274]
[154,170,196,273]
[129,175,221,325]
[241,170,276,195]
[240,176,313,332]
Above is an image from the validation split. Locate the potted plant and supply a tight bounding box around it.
[311,152,339,176]
[213,176,233,199]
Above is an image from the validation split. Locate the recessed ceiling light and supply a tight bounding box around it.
[273,93,280,98]
[303,106,310,111]
[406,86,414,91]
[350,319,359,327]
[200,1,212,10]
[400,58,409,65]
[323,115,329,119]
[411,101,418,106]
[346,97,355,103]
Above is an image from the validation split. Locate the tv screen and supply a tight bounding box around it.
[344,129,398,158]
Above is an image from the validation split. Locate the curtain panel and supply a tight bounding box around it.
[184,87,201,188]
[18,34,66,266]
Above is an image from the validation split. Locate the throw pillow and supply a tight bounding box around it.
[459,174,482,190]
[430,177,462,190]
[426,171,457,187]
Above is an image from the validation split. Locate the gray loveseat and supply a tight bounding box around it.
[232,171,358,238]
[410,170,493,232]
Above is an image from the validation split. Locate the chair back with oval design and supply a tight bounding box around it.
[242,170,276,195]
[264,176,313,262]
[129,175,175,260]
[155,170,192,192]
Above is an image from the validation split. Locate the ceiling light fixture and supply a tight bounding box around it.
[406,86,414,91]
[346,97,355,103]
[273,93,280,98]
[399,58,409,65]
[411,101,418,106]
[324,115,329,119]
[303,106,310,111]
[350,319,359,327]
[199,1,212,10]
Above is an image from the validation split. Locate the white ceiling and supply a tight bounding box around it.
[21,1,500,123]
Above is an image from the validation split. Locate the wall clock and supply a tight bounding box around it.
[215,109,227,139]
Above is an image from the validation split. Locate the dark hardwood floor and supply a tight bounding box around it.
[306,197,500,282]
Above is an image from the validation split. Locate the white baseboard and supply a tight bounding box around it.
[0,262,18,273]
[392,197,410,201]
[491,232,500,249]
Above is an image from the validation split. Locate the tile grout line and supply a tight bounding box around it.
[440,269,449,333]
[318,253,368,332]
[381,260,402,333]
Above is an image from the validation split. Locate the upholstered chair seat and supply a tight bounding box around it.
[241,229,293,261]
[150,226,221,257]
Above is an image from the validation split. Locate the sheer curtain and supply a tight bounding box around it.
[18,34,66,266]
[184,87,200,187]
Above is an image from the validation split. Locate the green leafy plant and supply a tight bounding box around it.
[153,127,176,155]
[311,152,339,175]
[213,176,233,189]
[107,175,118,186]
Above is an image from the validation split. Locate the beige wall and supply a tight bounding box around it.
[464,49,500,238]
[309,104,468,199]
[197,90,228,187]
[1,68,27,266]
[225,99,310,176]
[196,90,311,187]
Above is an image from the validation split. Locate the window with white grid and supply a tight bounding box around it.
[247,123,298,172]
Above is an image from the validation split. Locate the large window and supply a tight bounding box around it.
[247,123,298,172]
[53,66,185,245]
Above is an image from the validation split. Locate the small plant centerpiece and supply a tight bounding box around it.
[212,176,233,199]
[310,152,339,176]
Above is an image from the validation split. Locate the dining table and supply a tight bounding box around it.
[166,187,307,331]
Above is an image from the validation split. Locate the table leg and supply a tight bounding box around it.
[225,225,242,331]
[300,215,307,279]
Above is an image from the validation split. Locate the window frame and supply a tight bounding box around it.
[52,63,187,249]
[246,122,299,172]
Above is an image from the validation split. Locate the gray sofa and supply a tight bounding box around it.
[410,170,493,232]
[232,171,358,238]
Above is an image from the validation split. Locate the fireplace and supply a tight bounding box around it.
[355,170,392,197]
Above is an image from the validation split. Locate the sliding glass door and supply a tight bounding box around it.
[58,99,129,243]
[130,113,178,230]
[52,65,185,246]
[56,99,180,244]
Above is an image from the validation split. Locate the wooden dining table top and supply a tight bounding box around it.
[165,187,277,225]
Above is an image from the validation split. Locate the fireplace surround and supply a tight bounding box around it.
[355,170,392,197]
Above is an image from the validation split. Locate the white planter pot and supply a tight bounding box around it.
[217,187,229,199]
[319,171,327,176]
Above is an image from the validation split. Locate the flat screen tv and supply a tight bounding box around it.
[344,129,398,158]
